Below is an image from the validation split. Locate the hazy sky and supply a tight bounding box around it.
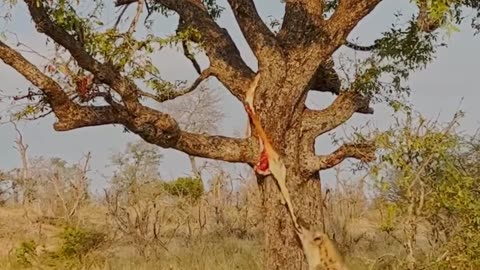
[0,0,479,192]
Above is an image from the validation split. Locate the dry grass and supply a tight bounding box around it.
[0,206,263,270]
[0,204,405,270]
[0,170,456,270]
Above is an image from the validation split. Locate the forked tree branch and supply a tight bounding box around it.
[325,0,382,50]
[24,0,140,106]
[0,39,257,165]
[301,91,372,137]
[0,39,125,130]
[299,90,373,174]
[227,0,282,63]
[304,142,376,172]
[149,0,255,101]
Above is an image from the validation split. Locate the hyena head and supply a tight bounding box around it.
[296,218,349,270]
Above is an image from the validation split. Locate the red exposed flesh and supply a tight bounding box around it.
[254,149,270,175]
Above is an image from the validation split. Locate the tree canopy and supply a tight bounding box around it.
[0,0,478,165]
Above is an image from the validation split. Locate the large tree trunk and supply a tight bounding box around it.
[262,166,323,269]
[258,100,324,269]
[253,72,322,270]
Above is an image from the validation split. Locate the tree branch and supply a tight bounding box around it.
[301,91,372,137]
[24,0,140,106]
[52,105,122,131]
[415,0,443,33]
[0,39,72,112]
[1,39,256,165]
[0,38,125,130]
[151,0,255,101]
[138,68,212,103]
[176,132,258,164]
[298,91,372,174]
[114,0,137,6]
[54,104,258,164]
[278,0,324,46]
[176,18,204,75]
[227,0,282,63]
[325,0,382,50]
[304,142,376,172]
[344,40,380,51]
[181,39,202,75]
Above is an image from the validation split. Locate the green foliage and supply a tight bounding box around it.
[11,102,49,121]
[378,202,398,234]
[150,0,224,20]
[461,0,480,34]
[376,22,439,71]
[349,57,410,105]
[58,226,105,259]
[36,0,202,101]
[8,227,106,269]
[346,0,480,109]
[12,240,37,267]
[3,0,479,122]
[370,111,480,268]
[163,177,204,202]
[349,20,441,108]
[201,0,225,19]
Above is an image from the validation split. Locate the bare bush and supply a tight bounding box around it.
[22,154,91,225]
[1,113,479,270]
[104,184,180,258]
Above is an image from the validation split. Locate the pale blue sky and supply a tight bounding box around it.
[0,0,479,192]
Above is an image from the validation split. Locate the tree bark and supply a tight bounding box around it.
[261,128,323,270]
[262,174,322,269]
[252,75,324,269]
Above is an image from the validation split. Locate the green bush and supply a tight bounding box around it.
[12,240,37,267]
[58,226,106,259]
[163,177,204,202]
[371,112,480,269]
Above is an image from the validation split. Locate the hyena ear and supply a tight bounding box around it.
[297,217,309,229]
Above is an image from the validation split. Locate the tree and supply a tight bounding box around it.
[0,0,479,268]
[109,140,163,193]
[163,85,224,179]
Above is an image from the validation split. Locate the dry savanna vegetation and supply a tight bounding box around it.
[0,0,479,269]
[1,111,479,270]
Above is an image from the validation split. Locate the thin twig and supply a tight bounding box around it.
[113,5,130,31]
[127,0,144,35]
[138,68,212,103]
